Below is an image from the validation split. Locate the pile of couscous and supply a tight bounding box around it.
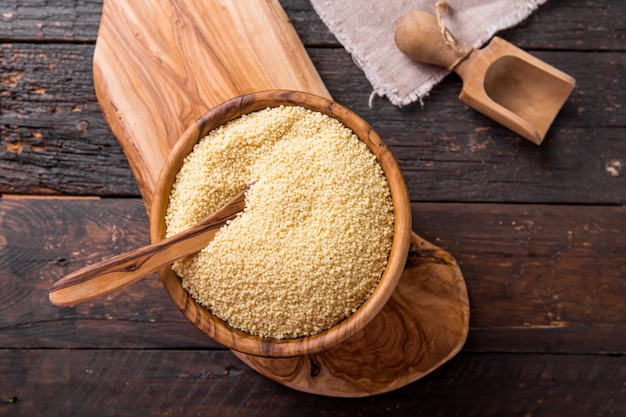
[165,105,394,339]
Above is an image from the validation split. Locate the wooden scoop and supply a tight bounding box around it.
[395,10,576,145]
[49,186,248,307]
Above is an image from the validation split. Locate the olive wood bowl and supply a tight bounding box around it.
[149,90,412,358]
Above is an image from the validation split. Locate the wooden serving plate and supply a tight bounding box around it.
[93,0,469,397]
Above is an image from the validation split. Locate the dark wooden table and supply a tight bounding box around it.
[1,0,624,415]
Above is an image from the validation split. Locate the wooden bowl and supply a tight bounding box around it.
[149,90,412,357]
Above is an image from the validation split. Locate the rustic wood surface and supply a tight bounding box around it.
[0,0,624,415]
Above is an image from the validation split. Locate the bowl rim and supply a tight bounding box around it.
[149,90,412,357]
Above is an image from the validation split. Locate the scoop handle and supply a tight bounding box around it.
[49,187,247,307]
[394,10,470,71]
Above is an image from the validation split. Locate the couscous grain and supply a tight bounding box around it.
[165,105,394,339]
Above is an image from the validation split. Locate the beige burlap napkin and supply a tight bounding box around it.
[310,0,548,106]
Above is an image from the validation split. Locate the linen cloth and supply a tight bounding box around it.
[310,0,548,106]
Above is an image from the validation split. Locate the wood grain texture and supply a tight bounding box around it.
[1,349,624,417]
[1,198,623,353]
[412,203,626,354]
[0,42,138,196]
[1,0,624,50]
[1,0,624,202]
[2,43,624,202]
[3,0,625,201]
[0,0,624,411]
[0,0,104,42]
[499,0,626,51]
[93,0,329,209]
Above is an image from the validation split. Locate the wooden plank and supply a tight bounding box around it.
[0,196,218,349]
[0,0,103,42]
[0,0,623,51]
[313,47,625,204]
[2,42,625,202]
[0,42,138,196]
[0,0,622,412]
[0,349,624,416]
[1,198,623,353]
[411,202,626,354]
[500,0,626,51]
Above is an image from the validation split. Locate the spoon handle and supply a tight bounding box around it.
[394,10,473,72]
[49,187,248,307]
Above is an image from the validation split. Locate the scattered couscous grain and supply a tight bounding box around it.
[165,105,394,339]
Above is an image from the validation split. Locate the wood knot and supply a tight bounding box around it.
[76,120,89,133]
[309,357,321,377]
[605,159,623,177]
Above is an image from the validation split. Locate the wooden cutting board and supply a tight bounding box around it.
[93,0,329,210]
[93,0,469,397]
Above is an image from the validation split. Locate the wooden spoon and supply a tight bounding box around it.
[49,186,248,307]
[395,10,575,145]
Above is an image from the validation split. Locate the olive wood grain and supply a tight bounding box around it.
[93,0,330,210]
[395,10,575,145]
[48,187,247,307]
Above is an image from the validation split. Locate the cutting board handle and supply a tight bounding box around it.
[93,0,330,211]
